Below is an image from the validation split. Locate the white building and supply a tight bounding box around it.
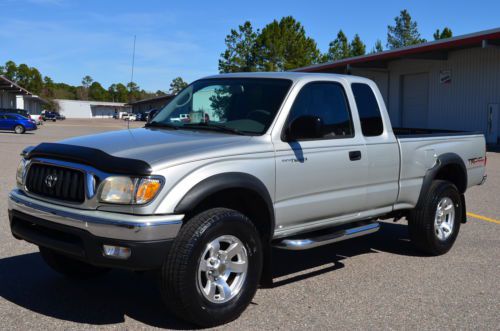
[297,28,500,144]
[0,75,48,114]
[55,99,131,118]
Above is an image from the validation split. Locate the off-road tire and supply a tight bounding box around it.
[161,208,263,327]
[408,180,462,255]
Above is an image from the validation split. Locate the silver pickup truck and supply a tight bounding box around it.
[8,72,487,326]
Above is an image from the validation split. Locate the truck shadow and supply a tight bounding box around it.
[0,222,421,329]
[269,221,424,287]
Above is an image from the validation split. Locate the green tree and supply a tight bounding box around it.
[256,16,321,71]
[0,60,18,80]
[219,21,259,73]
[88,81,108,101]
[326,30,350,61]
[387,9,426,49]
[371,39,384,53]
[433,27,453,40]
[42,76,55,98]
[115,83,129,102]
[169,77,188,94]
[81,75,93,88]
[349,34,366,57]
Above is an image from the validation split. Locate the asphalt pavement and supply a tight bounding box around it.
[0,119,498,330]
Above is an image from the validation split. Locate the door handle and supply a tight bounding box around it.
[349,150,362,161]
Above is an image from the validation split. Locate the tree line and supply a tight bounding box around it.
[219,9,453,73]
[0,60,189,108]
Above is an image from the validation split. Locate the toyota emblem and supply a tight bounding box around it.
[44,174,58,188]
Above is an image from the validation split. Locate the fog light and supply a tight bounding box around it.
[102,245,131,259]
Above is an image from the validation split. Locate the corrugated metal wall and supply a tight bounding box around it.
[352,47,500,140]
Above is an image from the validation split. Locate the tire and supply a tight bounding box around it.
[14,125,25,134]
[39,246,110,279]
[52,119,56,122]
[162,208,263,327]
[408,180,462,255]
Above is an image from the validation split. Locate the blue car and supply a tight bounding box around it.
[0,113,37,134]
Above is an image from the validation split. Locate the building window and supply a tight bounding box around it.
[351,83,384,136]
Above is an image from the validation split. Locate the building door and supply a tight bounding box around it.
[402,73,429,128]
[487,104,499,144]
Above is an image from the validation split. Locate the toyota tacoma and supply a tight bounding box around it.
[8,72,487,326]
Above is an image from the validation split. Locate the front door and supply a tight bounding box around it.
[273,81,367,233]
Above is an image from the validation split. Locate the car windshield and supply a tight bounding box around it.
[150,78,292,135]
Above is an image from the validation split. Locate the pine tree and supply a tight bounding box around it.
[169,77,188,94]
[387,9,426,49]
[433,27,453,40]
[350,34,366,57]
[326,30,350,61]
[371,39,384,53]
[219,21,259,73]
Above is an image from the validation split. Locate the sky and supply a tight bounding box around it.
[0,0,499,92]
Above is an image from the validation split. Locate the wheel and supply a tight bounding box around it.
[39,246,110,279]
[14,125,25,134]
[161,208,263,327]
[52,119,56,122]
[408,180,462,255]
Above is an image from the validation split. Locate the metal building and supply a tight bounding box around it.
[128,94,174,114]
[296,28,500,144]
[55,99,131,118]
[0,75,48,114]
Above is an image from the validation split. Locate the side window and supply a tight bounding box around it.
[287,82,354,139]
[351,83,384,136]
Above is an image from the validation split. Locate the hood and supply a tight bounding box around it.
[60,127,255,168]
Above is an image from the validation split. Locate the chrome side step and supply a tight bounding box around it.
[274,222,380,251]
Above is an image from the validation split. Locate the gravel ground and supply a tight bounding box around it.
[0,119,498,330]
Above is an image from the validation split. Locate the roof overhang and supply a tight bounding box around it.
[0,75,33,95]
[295,27,500,73]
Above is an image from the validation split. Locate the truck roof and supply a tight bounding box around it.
[201,71,374,84]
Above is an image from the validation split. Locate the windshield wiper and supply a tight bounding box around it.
[145,121,179,130]
[182,123,247,135]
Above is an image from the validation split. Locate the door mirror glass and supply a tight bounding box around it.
[287,115,323,141]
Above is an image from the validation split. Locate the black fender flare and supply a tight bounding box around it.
[174,172,275,239]
[416,153,468,223]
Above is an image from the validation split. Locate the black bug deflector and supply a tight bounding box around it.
[25,143,152,175]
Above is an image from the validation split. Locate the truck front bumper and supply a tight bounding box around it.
[8,189,184,270]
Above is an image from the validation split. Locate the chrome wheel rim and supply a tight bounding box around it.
[197,235,248,304]
[434,197,455,241]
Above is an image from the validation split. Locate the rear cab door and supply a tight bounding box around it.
[350,79,400,215]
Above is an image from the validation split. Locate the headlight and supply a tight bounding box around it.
[16,159,27,185]
[98,176,162,204]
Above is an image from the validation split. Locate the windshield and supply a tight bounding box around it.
[150,78,292,135]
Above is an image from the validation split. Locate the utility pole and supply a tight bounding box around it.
[128,35,136,130]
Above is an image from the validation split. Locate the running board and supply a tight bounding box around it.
[274,222,380,250]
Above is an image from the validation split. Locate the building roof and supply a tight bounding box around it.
[0,75,49,104]
[127,94,175,106]
[295,27,500,73]
[0,75,33,95]
[54,99,129,106]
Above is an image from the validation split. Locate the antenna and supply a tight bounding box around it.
[128,35,136,130]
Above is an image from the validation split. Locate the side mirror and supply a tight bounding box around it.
[286,115,323,141]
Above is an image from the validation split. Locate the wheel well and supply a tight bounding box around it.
[435,163,466,193]
[184,188,273,242]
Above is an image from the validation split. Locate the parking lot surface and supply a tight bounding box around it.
[0,120,499,330]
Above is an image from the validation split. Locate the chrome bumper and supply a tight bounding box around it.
[8,189,183,241]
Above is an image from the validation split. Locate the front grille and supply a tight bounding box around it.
[25,163,85,203]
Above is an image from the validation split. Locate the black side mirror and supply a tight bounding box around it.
[286,115,323,141]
